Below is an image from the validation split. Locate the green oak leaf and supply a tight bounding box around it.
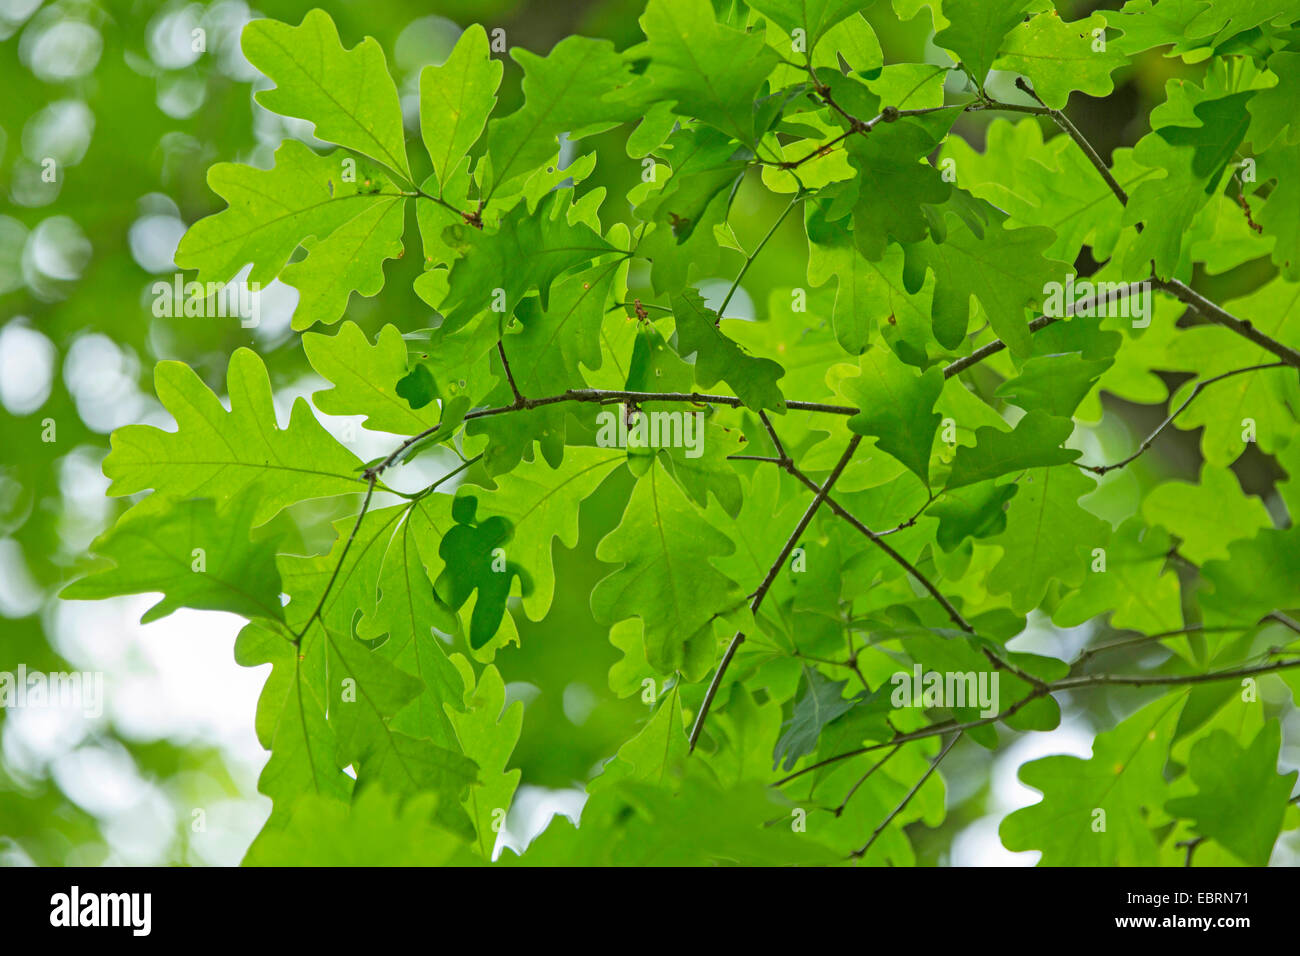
[996,352,1114,418]
[994,12,1126,110]
[1000,695,1183,865]
[482,36,645,199]
[324,628,478,839]
[103,348,363,526]
[1201,526,1300,623]
[1163,279,1300,465]
[437,190,619,334]
[938,118,1151,264]
[806,208,930,355]
[903,213,1067,356]
[395,363,439,411]
[304,321,442,436]
[445,662,523,860]
[434,495,531,650]
[773,667,865,771]
[235,619,352,819]
[468,447,625,621]
[1165,722,1297,866]
[363,501,467,749]
[522,769,840,865]
[985,465,1110,614]
[1053,517,1182,635]
[243,9,410,178]
[635,125,748,245]
[928,481,1019,552]
[592,461,744,679]
[934,0,1033,83]
[839,347,943,487]
[1258,143,1300,279]
[702,683,785,787]
[1121,140,1211,278]
[420,24,502,189]
[1123,85,1254,277]
[175,140,399,288]
[465,258,624,471]
[245,789,478,866]
[1110,0,1212,56]
[1183,0,1295,49]
[61,494,284,624]
[944,411,1080,490]
[671,288,787,410]
[277,497,468,764]
[1142,465,1272,563]
[747,0,873,55]
[282,194,405,330]
[653,416,746,517]
[626,319,696,395]
[1157,92,1254,186]
[591,684,692,792]
[632,0,780,144]
[1247,51,1300,150]
[846,116,954,261]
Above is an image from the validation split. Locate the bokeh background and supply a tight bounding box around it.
[1,0,1296,865]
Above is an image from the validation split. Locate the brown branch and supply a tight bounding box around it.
[1049,656,1300,691]
[851,733,960,860]
[1154,278,1300,371]
[497,340,525,406]
[688,436,862,752]
[758,410,790,464]
[942,280,1153,379]
[835,744,903,817]
[780,463,974,634]
[1004,77,1300,371]
[1070,624,1243,670]
[1014,77,1130,205]
[1178,835,1204,867]
[1267,611,1300,636]
[774,656,1300,787]
[1077,362,1289,475]
[292,476,377,646]
[464,389,858,420]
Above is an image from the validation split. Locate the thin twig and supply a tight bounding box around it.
[292,455,481,645]
[718,194,802,318]
[1049,657,1300,691]
[942,281,1151,380]
[1155,278,1300,371]
[292,477,377,645]
[688,436,862,751]
[1177,835,1205,867]
[1015,77,1130,205]
[1078,363,1288,474]
[1071,624,1241,669]
[758,410,789,464]
[497,340,525,406]
[835,744,904,817]
[774,657,1300,787]
[463,388,858,420]
[997,77,1300,371]
[875,492,938,536]
[1266,611,1300,635]
[851,733,960,860]
[781,463,974,634]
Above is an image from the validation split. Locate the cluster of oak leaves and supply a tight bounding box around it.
[61,0,1300,865]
